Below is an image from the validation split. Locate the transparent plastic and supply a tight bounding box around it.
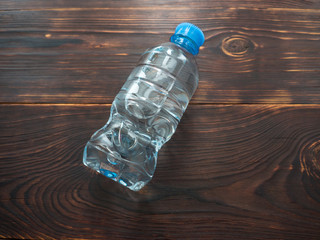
[83,42,200,191]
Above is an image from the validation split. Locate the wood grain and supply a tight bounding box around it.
[0,3,320,104]
[1,104,320,239]
[1,0,319,10]
[1,0,320,239]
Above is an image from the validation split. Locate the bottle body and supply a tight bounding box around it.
[83,42,199,191]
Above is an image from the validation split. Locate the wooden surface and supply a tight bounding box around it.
[1,0,320,239]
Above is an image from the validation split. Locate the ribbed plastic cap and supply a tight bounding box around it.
[170,23,205,55]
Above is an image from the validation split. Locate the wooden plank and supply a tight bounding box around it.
[0,6,320,104]
[1,104,320,239]
[1,0,320,10]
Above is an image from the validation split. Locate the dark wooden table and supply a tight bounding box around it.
[1,0,320,239]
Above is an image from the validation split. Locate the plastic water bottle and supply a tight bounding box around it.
[83,23,205,191]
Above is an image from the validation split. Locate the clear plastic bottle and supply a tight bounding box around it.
[83,23,205,191]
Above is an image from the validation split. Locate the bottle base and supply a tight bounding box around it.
[83,142,150,191]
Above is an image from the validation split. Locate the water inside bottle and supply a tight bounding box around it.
[83,43,198,191]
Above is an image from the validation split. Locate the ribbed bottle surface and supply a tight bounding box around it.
[83,42,199,191]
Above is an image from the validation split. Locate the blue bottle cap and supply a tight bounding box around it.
[170,23,205,55]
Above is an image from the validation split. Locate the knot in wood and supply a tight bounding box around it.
[300,139,320,180]
[221,36,252,57]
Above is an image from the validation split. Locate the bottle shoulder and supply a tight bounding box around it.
[148,42,196,60]
[141,42,199,76]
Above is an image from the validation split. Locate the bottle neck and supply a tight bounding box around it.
[170,34,199,55]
